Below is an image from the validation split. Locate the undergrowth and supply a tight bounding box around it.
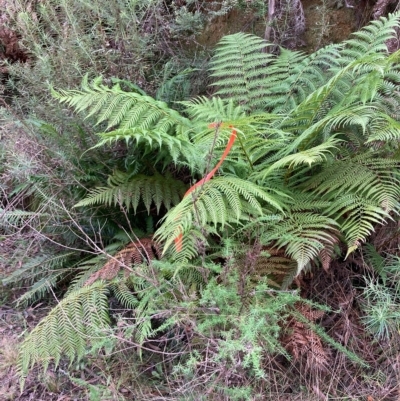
[1,3,400,400]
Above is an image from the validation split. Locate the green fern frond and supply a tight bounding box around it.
[326,194,391,257]
[110,281,139,309]
[277,64,376,156]
[15,272,64,306]
[2,252,74,286]
[52,75,191,132]
[93,127,197,165]
[156,67,194,105]
[18,282,110,381]
[264,212,339,274]
[209,32,273,112]
[340,13,400,63]
[260,136,341,178]
[52,76,197,164]
[2,252,77,305]
[0,209,49,228]
[183,96,246,124]
[298,155,400,256]
[365,111,400,143]
[265,45,341,112]
[185,101,284,168]
[156,176,286,256]
[75,171,187,214]
[304,156,400,211]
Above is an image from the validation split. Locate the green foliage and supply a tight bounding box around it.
[361,246,400,340]
[6,10,400,400]
[156,176,287,259]
[2,251,77,306]
[75,171,187,214]
[209,33,275,112]
[48,13,400,271]
[18,282,110,384]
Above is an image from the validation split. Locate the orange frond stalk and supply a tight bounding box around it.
[174,124,237,252]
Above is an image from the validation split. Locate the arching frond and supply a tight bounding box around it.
[2,252,78,306]
[52,75,191,132]
[182,96,246,124]
[265,45,341,112]
[339,13,400,62]
[110,281,139,309]
[304,156,400,212]
[263,212,339,274]
[260,136,341,178]
[326,194,392,257]
[52,76,197,164]
[75,171,187,214]
[18,282,110,381]
[209,32,274,112]
[155,176,287,257]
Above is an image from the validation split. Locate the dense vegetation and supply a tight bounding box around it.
[1,1,400,400]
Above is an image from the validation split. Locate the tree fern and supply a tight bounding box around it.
[18,11,400,379]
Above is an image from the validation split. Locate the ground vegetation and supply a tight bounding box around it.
[1,1,400,400]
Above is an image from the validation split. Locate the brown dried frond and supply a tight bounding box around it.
[85,238,160,285]
[318,237,339,273]
[282,302,329,373]
[235,246,297,289]
[254,248,298,288]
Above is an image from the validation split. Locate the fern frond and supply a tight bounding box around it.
[75,171,187,214]
[210,32,273,112]
[365,111,400,143]
[182,96,248,128]
[326,194,391,257]
[0,209,49,228]
[265,45,341,112]
[52,75,191,132]
[3,252,74,286]
[110,281,139,309]
[156,67,193,105]
[340,13,400,63]
[265,212,339,274]
[52,76,198,164]
[18,282,110,380]
[260,136,341,178]
[85,238,160,285]
[2,252,77,305]
[156,176,286,257]
[304,156,400,212]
